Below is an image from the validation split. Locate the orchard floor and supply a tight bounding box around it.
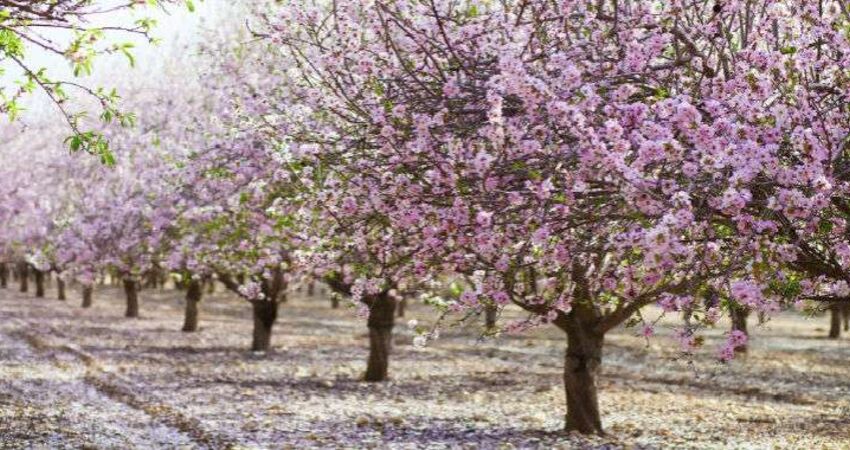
[0,282,848,450]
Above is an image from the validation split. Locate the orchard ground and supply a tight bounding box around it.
[0,281,848,449]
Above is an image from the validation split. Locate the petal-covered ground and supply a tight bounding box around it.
[0,280,848,449]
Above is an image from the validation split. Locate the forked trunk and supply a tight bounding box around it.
[829,304,842,339]
[563,326,604,435]
[123,278,140,318]
[34,269,45,298]
[57,278,66,301]
[251,300,278,351]
[364,293,397,382]
[18,262,28,293]
[81,285,93,308]
[182,279,202,332]
[730,306,750,353]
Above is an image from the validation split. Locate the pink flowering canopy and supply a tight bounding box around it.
[1,0,850,437]
[249,2,850,431]
[254,0,850,351]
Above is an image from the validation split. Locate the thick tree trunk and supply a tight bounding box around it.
[0,263,7,288]
[485,304,498,330]
[18,262,29,293]
[829,304,842,339]
[563,326,604,435]
[365,293,397,382]
[251,301,278,351]
[730,306,750,353]
[57,278,66,301]
[123,278,140,318]
[81,286,93,308]
[182,279,202,332]
[34,269,45,298]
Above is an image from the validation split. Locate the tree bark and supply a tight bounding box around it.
[829,304,842,339]
[364,293,397,382]
[730,306,750,353]
[34,269,45,298]
[0,263,8,288]
[81,285,93,308]
[331,294,340,309]
[123,278,140,318]
[307,281,315,297]
[57,278,66,301]
[563,326,604,435]
[251,300,278,351]
[396,296,406,318]
[485,304,498,330]
[182,279,202,332]
[18,262,28,293]
[144,271,158,289]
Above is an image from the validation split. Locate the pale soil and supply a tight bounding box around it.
[0,280,848,449]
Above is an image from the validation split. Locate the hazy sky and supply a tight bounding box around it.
[3,0,238,123]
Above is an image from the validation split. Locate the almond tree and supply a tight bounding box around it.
[259,0,850,433]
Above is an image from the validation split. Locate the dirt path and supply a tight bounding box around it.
[0,282,848,449]
[0,297,200,449]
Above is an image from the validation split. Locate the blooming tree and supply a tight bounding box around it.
[255,0,850,433]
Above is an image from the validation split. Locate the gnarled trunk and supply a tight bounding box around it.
[563,326,604,435]
[251,300,278,351]
[0,263,8,288]
[364,293,397,382]
[123,278,140,318]
[81,285,93,308]
[57,278,66,301]
[182,279,202,332]
[730,306,750,353]
[829,304,842,339]
[18,262,29,293]
[34,269,45,298]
